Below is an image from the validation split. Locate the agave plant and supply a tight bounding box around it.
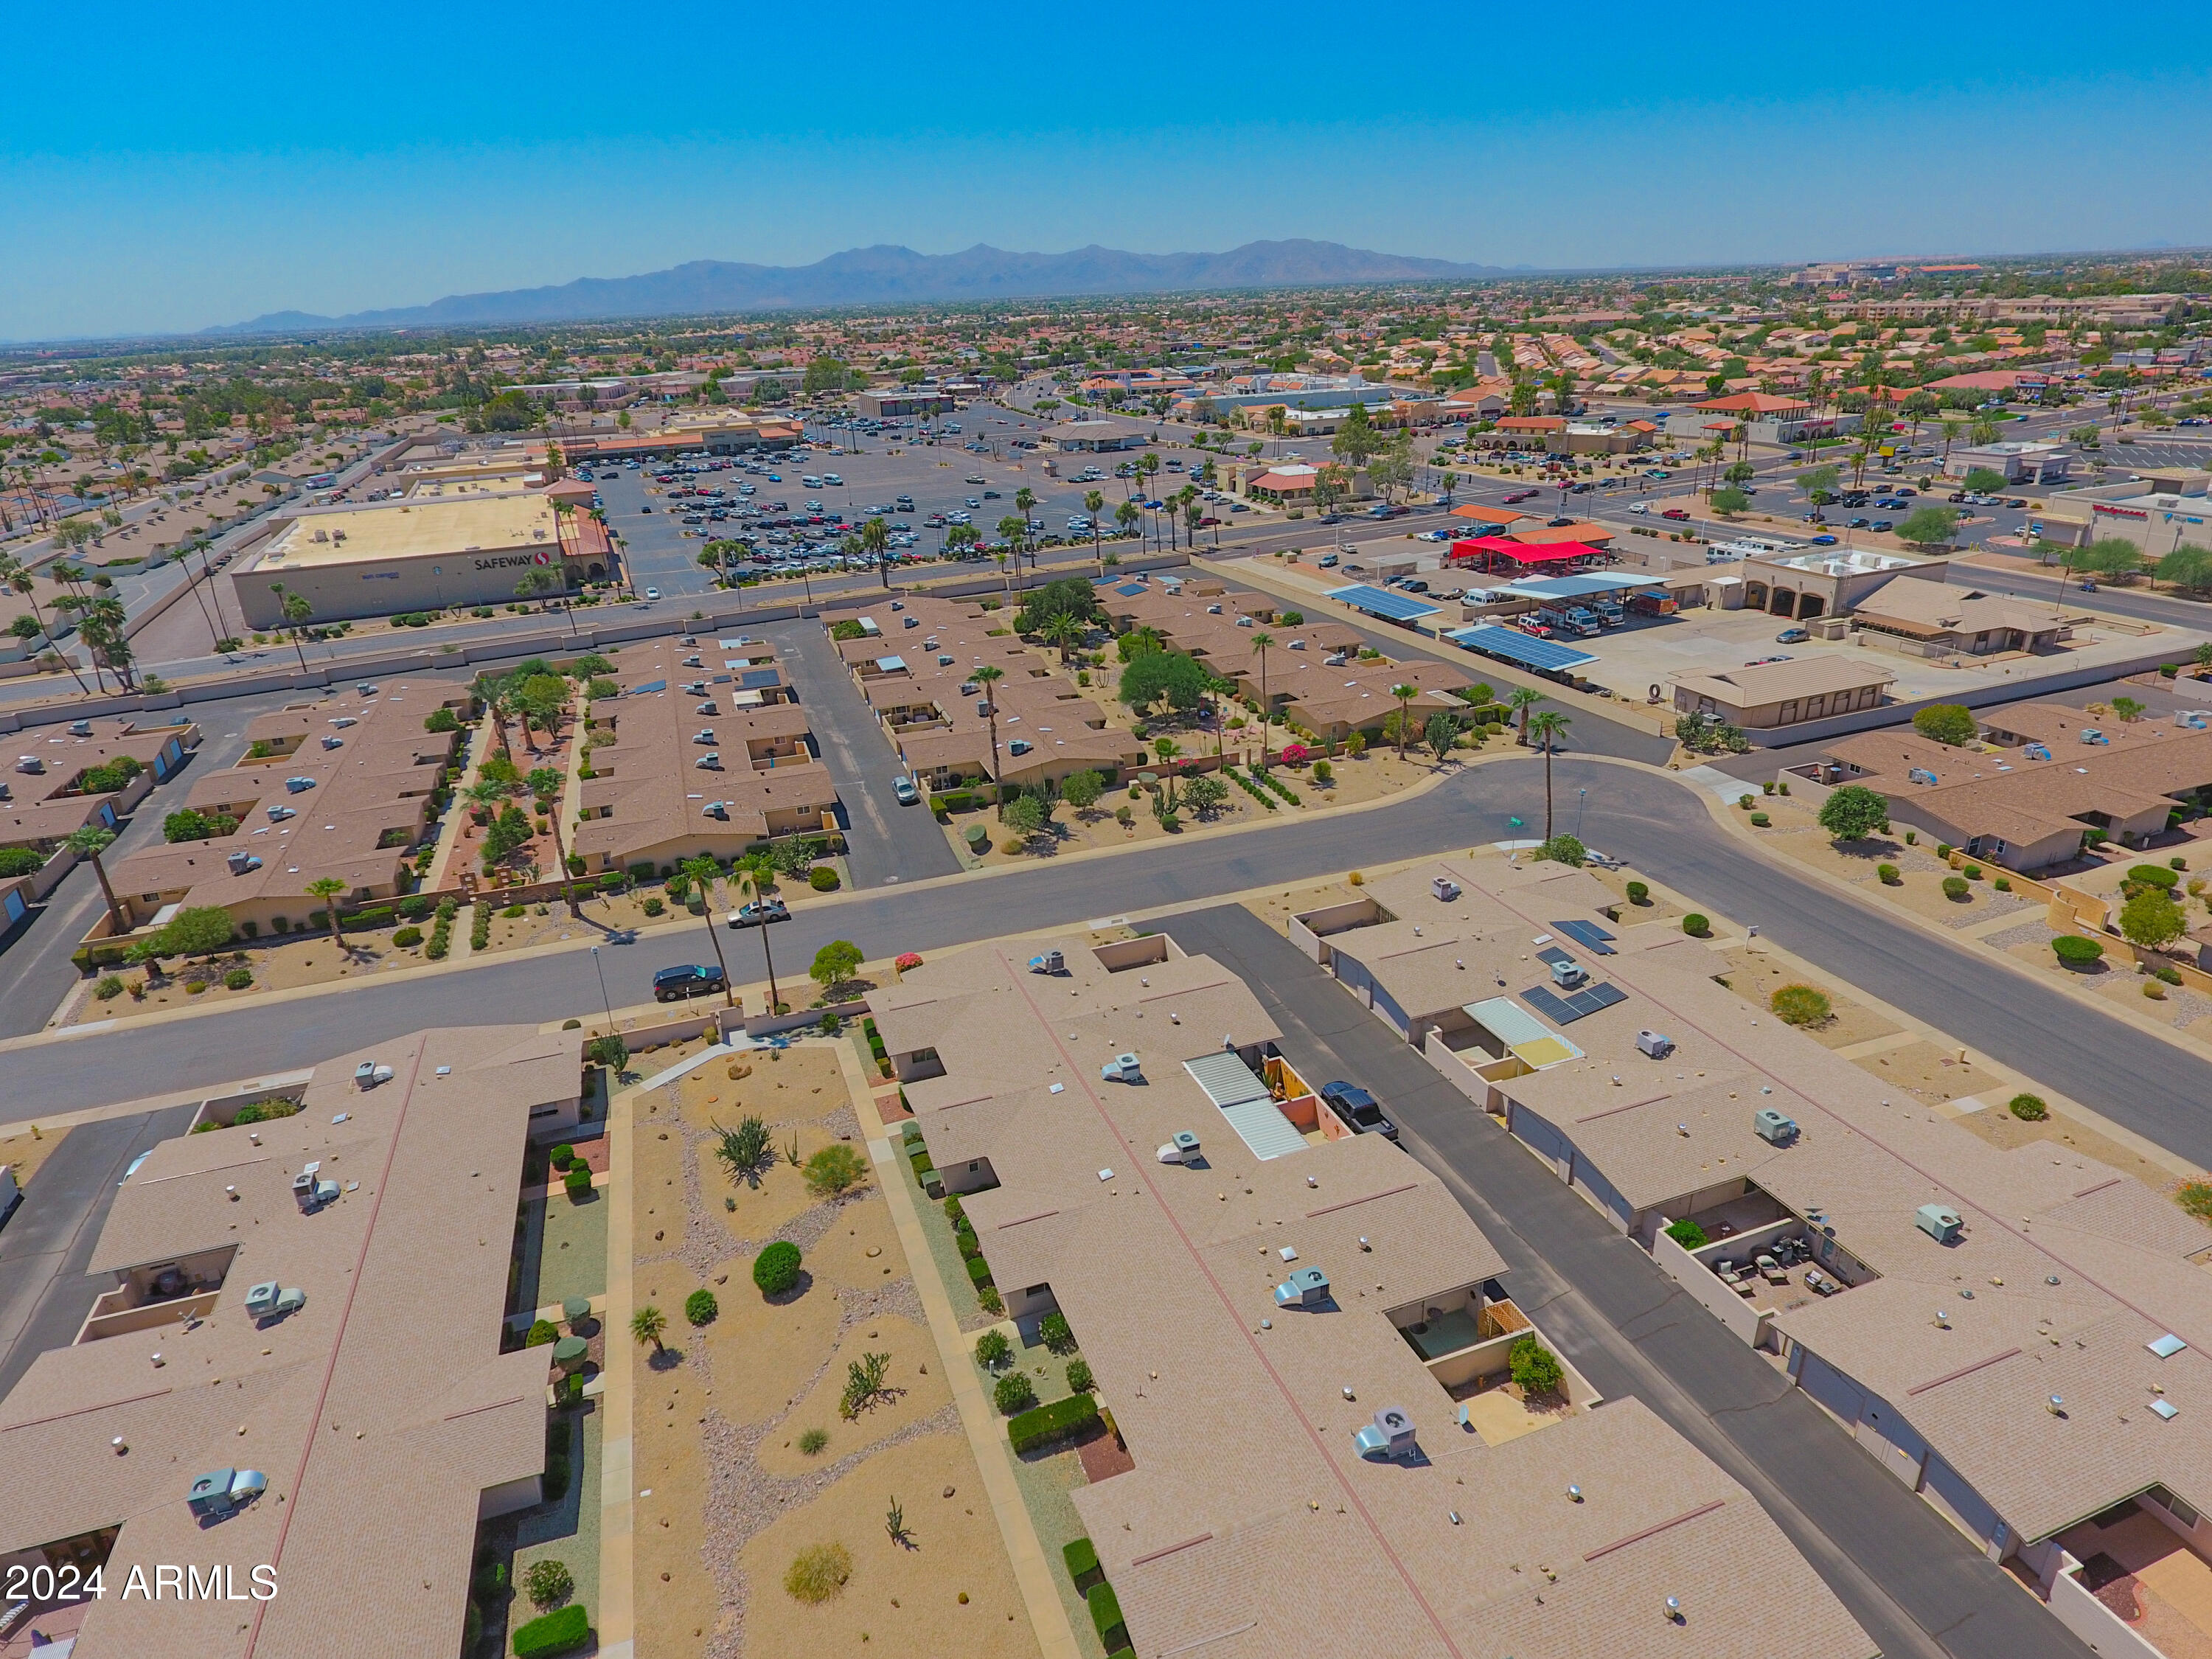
[713,1116,773,1186]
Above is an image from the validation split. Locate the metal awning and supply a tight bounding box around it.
[1444,625,1599,674]
[1185,1051,1307,1161]
[1329,584,1439,623]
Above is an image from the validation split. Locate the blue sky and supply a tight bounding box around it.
[5,2,2207,341]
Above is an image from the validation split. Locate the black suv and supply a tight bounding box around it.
[653,964,727,1002]
[1320,1081,1399,1141]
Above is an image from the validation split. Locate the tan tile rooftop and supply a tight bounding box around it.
[255,490,558,570]
[0,1026,580,1658]
[877,930,1874,1659]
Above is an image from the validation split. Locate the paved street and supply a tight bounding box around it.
[1164,903,2087,1659]
[13,757,2212,1178]
[0,1102,197,1399]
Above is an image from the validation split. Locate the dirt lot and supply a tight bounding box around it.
[1848,1039,2008,1107]
[0,1124,69,1189]
[1950,1098,2183,1189]
[630,1042,1032,1659]
[1711,947,1904,1051]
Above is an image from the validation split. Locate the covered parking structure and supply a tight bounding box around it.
[1444,537,1610,577]
[1444,623,1599,678]
[1327,583,1439,627]
[1496,571,1671,608]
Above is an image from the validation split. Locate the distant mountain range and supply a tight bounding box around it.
[206,241,1515,334]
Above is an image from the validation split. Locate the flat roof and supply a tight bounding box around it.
[1329,583,1439,622]
[1445,624,1600,674]
[256,492,557,570]
[1503,572,1667,600]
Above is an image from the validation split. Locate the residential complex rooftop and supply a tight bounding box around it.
[0,1026,582,1659]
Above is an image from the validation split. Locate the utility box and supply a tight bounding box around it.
[1753,1108,1798,1145]
[1916,1203,1963,1245]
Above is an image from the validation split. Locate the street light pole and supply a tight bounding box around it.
[590,944,616,1036]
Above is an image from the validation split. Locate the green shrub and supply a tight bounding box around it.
[1748,811,1770,827]
[753,1240,803,1295]
[967,1255,994,1286]
[784,1541,852,1604]
[975,1329,1012,1369]
[563,1166,591,1197]
[808,865,841,891]
[1063,1537,1103,1590]
[2129,863,2181,890]
[684,1288,719,1326]
[549,1144,575,1169]
[1771,984,1833,1026]
[1877,863,1900,884]
[94,974,125,1000]
[994,1371,1037,1415]
[0,846,44,877]
[1663,1219,1708,1249]
[526,1319,558,1347]
[1941,875,1970,900]
[392,926,425,948]
[1007,1392,1100,1455]
[1039,1311,1076,1354]
[1066,1357,1095,1393]
[1681,913,1710,937]
[1509,1333,1564,1397]
[523,1558,573,1610]
[1994,877,2011,892]
[223,966,253,990]
[2009,1093,2049,1121]
[2052,935,2105,966]
[1935,843,1952,858]
[1088,1581,1129,1650]
[510,1602,589,1657]
[1624,880,1649,903]
[641,896,665,917]
[805,1144,867,1196]
[397,894,432,919]
[2179,1180,2212,1220]
[797,1427,830,1455]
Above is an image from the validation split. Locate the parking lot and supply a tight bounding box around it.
[582,406,1220,602]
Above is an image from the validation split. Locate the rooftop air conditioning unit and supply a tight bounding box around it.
[703,801,730,820]
[267,804,294,821]
[1028,948,1066,975]
[695,754,722,769]
[1100,1053,1142,1084]
[683,655,703,668]
[69,719,93,735]
[1636,1029,1674,1060]
[331,716,356,728]
[1325,653,1349,668]
[1207,604,1223,615]
[354,1062,378,1087]
[1156,1130,1201,1164]
[1009,739,1032,756]
[693,729,716,744]
[903,615,919,628]
[245,1281,282,1319]
[1753,1107,1798,1144]
[355,683,377,695]
[1355,1406,1418,1461]
[372,1064,393,1086]
[696,701,717,715]
[1287,638,1306,650]
[320,735,343,750]
[684,681,707,695]
[1275,1267,1330,1308]
[680,636,698,647]
[15,756,44,774]
[226,852,262,874]
[1916,1203,1963,1245]
[1431,877,1461,902]
[1548,957,1589,991]
[284,776,316,793]
[187,1467,268,1518]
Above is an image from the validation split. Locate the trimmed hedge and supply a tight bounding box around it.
[511,1602,590,1657]
[1062,1537,1102,1591]
[754,1240,802,1295]
[2051,935,2105,967]
[966,1255,993,1285]
[1088,1581,1129,1652]
[1007,1392,1099,1455]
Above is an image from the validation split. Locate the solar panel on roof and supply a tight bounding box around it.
[1444,624,1599,674]
[628,679,667,695]
[738,669,781,689]
[1552,919,1618,955]
[1518,980,1629,1024]
[1328,584,1440,623]
[1114,582,1148,597]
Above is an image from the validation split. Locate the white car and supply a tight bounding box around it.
[892,776,918,805]
[1626,501,1650,515]
[644,586,661,601]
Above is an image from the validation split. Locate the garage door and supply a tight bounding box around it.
[1921,1453,2005,1552]
[1509,1102,1575,1180]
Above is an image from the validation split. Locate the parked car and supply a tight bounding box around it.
[1776,627,1809,644]
[1809,533,1839,545]
[1660,508,1691,521]
[1317,552,1339,568]
[727,898,792,929]
[653,964,727,1002]
[644,587,661,601]
[1319,1081,1399,1141]
[892,775,918,805]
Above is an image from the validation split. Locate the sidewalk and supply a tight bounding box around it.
[593,1060,640,1658]
[837,1039,1082,1659]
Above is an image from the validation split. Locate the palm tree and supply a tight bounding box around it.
[861,515,891,588]
[1114,499,1140,546]
[307,876,349,950]
[1084,490,1107,575]
[974,664,1006,818]
[1248,633,1275,767]
[1,560,87,694]
[67,825,124,934]
[1152,737,1181,810]
[734,863,784,1016]
[1526,710,1572,838]
[1040,612,1083,664]
[1504,685,1545,746]
[270,583,313,673]
[1389,683,1418,759]
[681,857,737,1010]
[1014,488,1037,585]
[630,1304,667,1354]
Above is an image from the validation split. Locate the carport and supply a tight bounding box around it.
[1444,624,1599,678]
[1327,584,1441,627]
